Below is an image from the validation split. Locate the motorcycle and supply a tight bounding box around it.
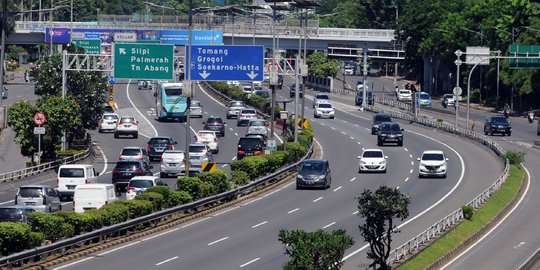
[528,112,535,123]
[503,109,509,119]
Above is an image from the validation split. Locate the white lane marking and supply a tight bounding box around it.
[208,237,229,246]
[235,132,238,136]
[409,154,413,158]
[61,202,71,206]
[362,147,365,151]
[189,126,198,136]
[314,138,324,159]
[331,127,336,130]
[343,126,467,262]
[273,131,284,144]
[354,124,359,127]
[98,241,141,256]
[93,142,107,176]
[323,222,336,229]
[350,136,355,140]
[241,197,262,206]
[138,133,152,139]
[404,147,409,152]
[104,171,112,175]
[126,80,158,137]
[350,177,356,182]
[411,161,414,166]
[313,197,323,202]
[440,165,532,269]
[213,206,239,216]
[0,200,14,205]
[352,211,359,215]
[251,221,268,228]
[341,131,347,135]
[181,217,211,228]
[52,257,95,270]
[141,228,180,242]
[155,256,179,266]
[320,123,326,126]
[404,177,409,182]
[240,258,260,268]
[357,141,361,145]
[232,156,237,161]
[221,164,228,168]
[333,186,342,192]
[409,169,413,174]
[229,127,234,131]
[287,208,299,214]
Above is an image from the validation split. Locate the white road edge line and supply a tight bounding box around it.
[240,258,260,268]
[439,165,531,270]
[213,206,239,217]
[404,177,409,182]
[323,222,336,229]
[155,256,179,266]
[208,237,229,246]
[181,217,211,228]
[0,200,14,205]
[52,257,95,270]
[314,138,323,159]
[287,208,299,214]
[251,221,268,228]
[98,241,141,256]
[141,228,180,242]
[352,211,359,215]
[92,142,108,176]
[126,80,158,137]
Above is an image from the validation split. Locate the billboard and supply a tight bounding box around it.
[45,28,223,45]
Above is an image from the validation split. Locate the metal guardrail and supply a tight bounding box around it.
[0,147,92,184]
[0,139,313,269]
[363,102,509,265]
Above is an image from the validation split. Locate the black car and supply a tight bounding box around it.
[112,160,153,193]
[484,116,512,136]
[296,159,332,189]
[147,136,177,161]
[237,137,264,160]
[253,90,270,99]
[377,122,404,146]
[278,74,284,89]
[355,91,374,106]
[245,133,267,147]
[371,113,392,135]
[103,105,114,114]
[0,206,34,222]
[290,84,304,98]
[203,116,226,137]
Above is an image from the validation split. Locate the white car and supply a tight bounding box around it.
[237,108,258,126]
[114,116,139,139]
[125,176,165,200]
[189,143,213,166]
[418,150,448,178]
[344,67,354,75]
[227,81,240,87]
[190,100,203,118]
[98,113,119,133]
[226,100,245,119]
[312,93,330,108]
[195,130,219,154]
[397,89,412,101]
[357,149,387,173]
[242,85,253,94]
[247,119,268,137]
[160,150,186,178]
[442,93,456,106]
[314,102,335,119]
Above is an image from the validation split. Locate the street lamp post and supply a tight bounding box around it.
[492,26,518,112]
[454,49,463,128]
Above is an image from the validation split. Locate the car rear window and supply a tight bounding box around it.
[129,180,154,188]
[121,148,142,155]
[18,187,43,198]
[316,94,329,100]
[165,87,182,96]
[420,93,430,99]
[238,138,262,148]
[249,121,265,126]
[103,115,118,120]
[120,117,134,123]
[149,138,171,144]
[241,109,256,114]
[363,151,383,158]
[198,132,215,139]
[189,145,206,152]
[191,101,201,107]
[115,162,141,169]
[207,117,223,123]
[162,151,185,159]
[59,168,85,177]
[230,101,244,107]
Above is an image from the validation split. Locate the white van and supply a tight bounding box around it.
[73,184,117,213]
[57,164,99,199]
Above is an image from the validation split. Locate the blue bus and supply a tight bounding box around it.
[156,82,188,122]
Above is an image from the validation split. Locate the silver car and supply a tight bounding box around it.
[188,143,213,166]
[226,100,245,119]
[118,146,150,166]
[98,113,119,133]
[15,185,61,213]
[190,100,203,118]
[160,150,186,177]
[247,119,268,137]
[237,109,257,126]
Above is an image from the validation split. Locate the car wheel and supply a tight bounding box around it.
[48,207,52,213]
[398,141,403,147]
[418,174,423,178]
[160,172,165,178]
[358,168,362,173]
[296,184,301,190]
[59,204,62,211]
[484,128,488,135]
[507,132,511,136]
[371,130,375,135]
[490,130,494,136]
[226,115,230,119]
[98,129,102,133]
[114,133,119,138]
[383,169,387,173]
[133,133,138,139]
[442,174,447,179]
[330,116,334,119]
[377,140,382,146]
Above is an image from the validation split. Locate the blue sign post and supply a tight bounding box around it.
[189,45,264,81]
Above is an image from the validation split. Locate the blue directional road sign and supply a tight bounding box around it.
[189,45,264,81]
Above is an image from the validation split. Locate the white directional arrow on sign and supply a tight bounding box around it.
[199,70,211,79]
[246,71,258,80]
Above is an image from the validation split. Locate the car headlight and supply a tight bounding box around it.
[297,175,303,180]
[318,175,326,180]
[380,133,387,136]
[380,160,386,165]
[373,124,379,128]
[397,134,403,136]
[498,125,504,128]
[360,160,366,165]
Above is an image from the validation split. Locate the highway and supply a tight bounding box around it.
[50,75,502,269]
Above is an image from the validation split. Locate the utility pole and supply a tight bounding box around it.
[0,0,7,99]
[184,0,193,175]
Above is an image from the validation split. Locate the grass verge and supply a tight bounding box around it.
[397,165,525,269]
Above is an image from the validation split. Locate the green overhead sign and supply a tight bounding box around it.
[73,39,101,54]
[114,43,174,80]
[509,44,540,69]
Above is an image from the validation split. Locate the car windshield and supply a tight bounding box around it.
[374,115,392,122]
[149,138,171,144]
[363,151,383,158]
[165,87,182,96]
[59,168,84,177]
[241,110,256,114]
[491,117,509,124]
[422,153,444,161]
[230,102,244,107]
[103,115,118,120]
[249,121,265,126]
[420,93,430,99]
[18,187,43,197]
[121,148,142,155]
[382,124,401,131]
[444,94,454,99]
[189,145,206,152]
[129,180,154,188]
[115,162,141,169]
[300,162,324,173]
[316,95,329,100]
[318,104,332,109]
[399,90,411,94]
[191,101,201,107]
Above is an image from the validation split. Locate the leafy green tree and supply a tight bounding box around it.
[278,229,354,270]
[8,100,38,158]
[356,185,410,270]
[319,1,370,28]
[306,51,340,77]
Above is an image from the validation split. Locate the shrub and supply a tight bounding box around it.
[462,205,474,220]
[177,176,203,198]
[198,170,230,194]
[0,222,44,256]
[114,200,154,219]
[98,202,130,226]
[230,88,246,101]
[145,186,171,202]
[231,170,251,187]
[284,142,307,162]
[134,192,165,211]
[263,152,288,172]
[84,209,106,229]
[166,191,193,207]
[28,212,74,241]
[198,181,216,198]
[501,150,526,165]
[54,211,100,235]
[230,156,269,180]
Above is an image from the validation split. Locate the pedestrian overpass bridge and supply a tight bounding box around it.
[9,16,401,59]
